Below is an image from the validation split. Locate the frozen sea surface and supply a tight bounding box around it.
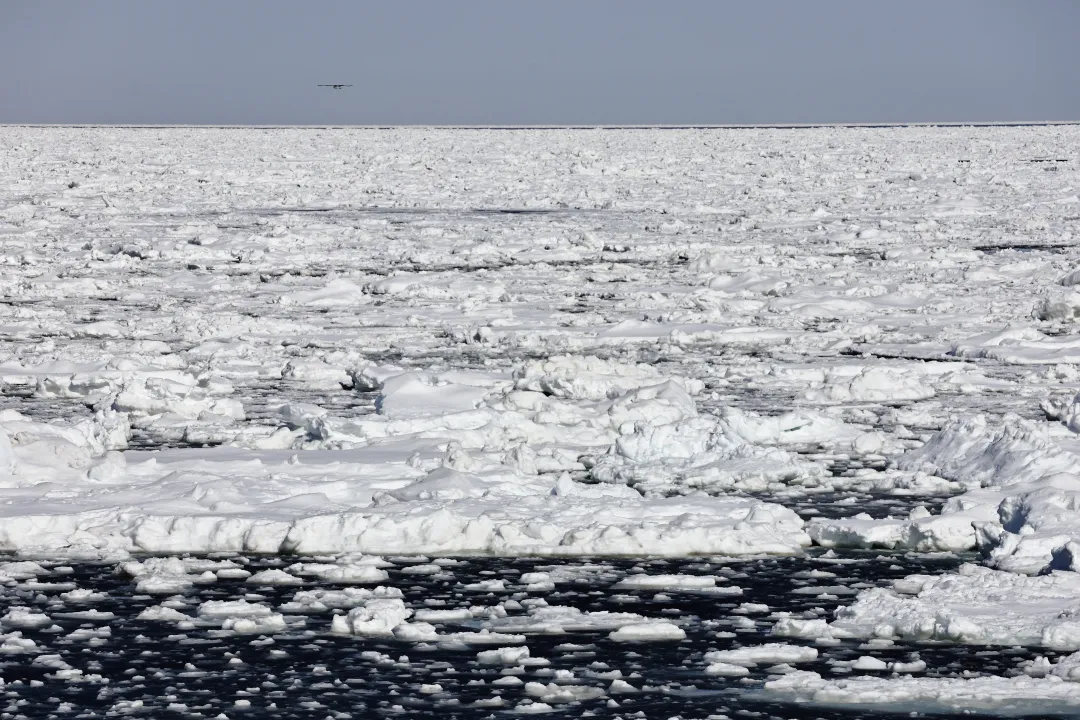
[2,126,1080,713]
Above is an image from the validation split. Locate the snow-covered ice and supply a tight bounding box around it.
[704,642,818,668]
[607,621,686,642]
[784,563,1080,650]
[2,124,1080,711]
[763,670,1080,714]
[10,124,1074,558]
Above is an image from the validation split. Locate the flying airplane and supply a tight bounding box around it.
[318,84,352,90]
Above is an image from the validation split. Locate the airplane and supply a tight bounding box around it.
[318,84,352,90]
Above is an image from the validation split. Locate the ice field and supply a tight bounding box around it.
[1,124,1079,715]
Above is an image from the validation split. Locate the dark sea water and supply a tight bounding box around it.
[0,551,1068,719]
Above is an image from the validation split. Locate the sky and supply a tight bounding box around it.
[1,0,1078,125]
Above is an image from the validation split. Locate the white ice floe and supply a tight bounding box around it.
[0,561,48,580]
[330,598,412,637]
[1,608,52,630]
[704,643,818,668]
[0,633,39,654]
[476,646,537,666]
[279,585,402,613]
[246,568,303,586]
[0,357,810,558]
[119,557,225,594]
[221,614,287,634]
[809,413,1080,570]
[763,670,1080,714]
[803,368,935,404]
[806,409,1080,662]
[796,563,1080,650]
[136,604,192,622]
[487,605,650,634]
[439,630,527,646]
[413,607,473,622]
[608,622,686,642]
[195,599,286,634]
[58,588,106,603]
[197,599,271,617]
[611,574,737,595]
[286,561,389,584]
[524,682,606,704]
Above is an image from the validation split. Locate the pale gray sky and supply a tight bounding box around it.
[2,0,1078,125]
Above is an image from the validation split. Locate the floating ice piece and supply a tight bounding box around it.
[198,599,274,619]
[608,622,685,642]
[1036,292,1080,322]
[441,630,527,646]
[811,413,1080,569]
[121,557,223,594]
[488,605,648,634]
[808,509,977,554]
[704,643,818,667]
[897,414,1076,490]
[330,598,411,636]
[191,599,288,633]
[222,614,287,634]
[365,271,506,302]
[59,588,106,603]
[376,372,494,419]
[137,604,192,622]
[950,327,1080,365]
[1025,650,1080,681]
[463,578,506,592]
[591,407,826,493]
[0,633,39,654]
[850,656,889,671]
[717,407,862,449]
[511,355,699,400]
[613,574,719,591]
[895,414,1080,572]
[135,575,195,594]
[477,646,526,665]
[393,622,439,642]
[771,617,849,642]
[476,646,543,665]
[413,608,473,622]
[1,608,52,629]
[279,586,401,613]
[803,367,935,403]
[706,662,751,677]
[278,278,369,307]
[524,682,606,704]
[399,563,443,575]
[286,562,390,583]
[826,564,1080,650]
[246,569,303,586]
[112,375,244,422]
[513,701,555,714]
[0,561,48,580]
[763,670,1080,714]
[519,571,554,591]
[281,360,352,390]
[0,355,810,559]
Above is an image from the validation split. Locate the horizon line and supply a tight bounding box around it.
[1,121,1079,131]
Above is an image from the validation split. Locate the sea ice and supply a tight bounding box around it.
[4,124,1080,706]
[763,670,1080,714]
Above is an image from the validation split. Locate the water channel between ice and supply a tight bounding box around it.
[5,551,1056,720]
